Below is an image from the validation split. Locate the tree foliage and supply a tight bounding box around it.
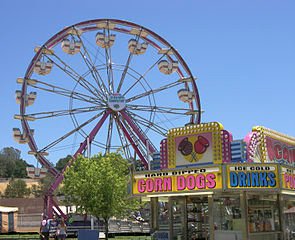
[26,174,55,198]
[62,153,139,239]
[30,184,43,198]
[39,173,55,195]
[0,147,29,178]
[55,155,72,171]
[4,179,30,198]
[1,147,21,160]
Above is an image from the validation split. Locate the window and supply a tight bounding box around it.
[247,194,280,233]
[213,195,241,231]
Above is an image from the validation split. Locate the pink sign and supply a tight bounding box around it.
[266,136,295,166]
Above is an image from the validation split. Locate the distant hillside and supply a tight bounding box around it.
[0,178,40,193]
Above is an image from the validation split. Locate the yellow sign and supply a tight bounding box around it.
[226,164,278,189]
[281,166,295,190]
[132,166,222,196]
[167,122,224,168]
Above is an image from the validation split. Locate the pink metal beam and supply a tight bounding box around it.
[48,109,111,194]
[46,195,53,218]
[46,195,67,219]
[45,110,111,219]
[73,109,112,158]
[52,198,67,219]
[120,110,156,154]
[116,118,148,169]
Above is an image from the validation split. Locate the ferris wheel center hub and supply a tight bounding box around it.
[107,93,126,111]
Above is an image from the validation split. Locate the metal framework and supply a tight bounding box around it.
[15,19,201,218]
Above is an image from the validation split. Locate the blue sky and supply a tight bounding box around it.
[1,1,294,166]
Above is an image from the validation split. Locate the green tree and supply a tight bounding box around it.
[3,159,16,177]
[13,159,28,178]
[0,147,29,178]
[63,153,138,239]
[1,147,21,160]
[55,155,72,171]
[39,173,55,196]
[4,179,30,198]
[30,184,43,197]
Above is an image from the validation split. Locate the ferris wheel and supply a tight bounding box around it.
[14,19,201,216]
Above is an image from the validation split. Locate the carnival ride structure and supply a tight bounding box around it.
[14,19,201,218]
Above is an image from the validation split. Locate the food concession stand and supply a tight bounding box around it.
[132,122,295,240]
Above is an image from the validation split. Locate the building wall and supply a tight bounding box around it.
[0,198,44,232]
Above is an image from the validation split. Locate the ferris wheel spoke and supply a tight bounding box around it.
[127,104,191,115]
[24,105,105,120]
[120,110,157,153]
[126,110,168,136]
[133,118,166,137]
[28,79,102,105]
[105,114,114,154]
[39,110,106,153]
[76,32,109,70]
[116,54,133,93]
[116,30,143,93]
[47,110,111,201]
[75,34,110,98]
[78,50,108,98]
[44,54,103,99]
[78,34,105,65]
[125,80,182,103]
[114,117,132,159]
[91,142,106,150]
[103,28,115,93]
[116,117,148,168]
[73,109,111,158]
[122,52,168,97]
[129,107,189,131]
[105,49,114,93]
